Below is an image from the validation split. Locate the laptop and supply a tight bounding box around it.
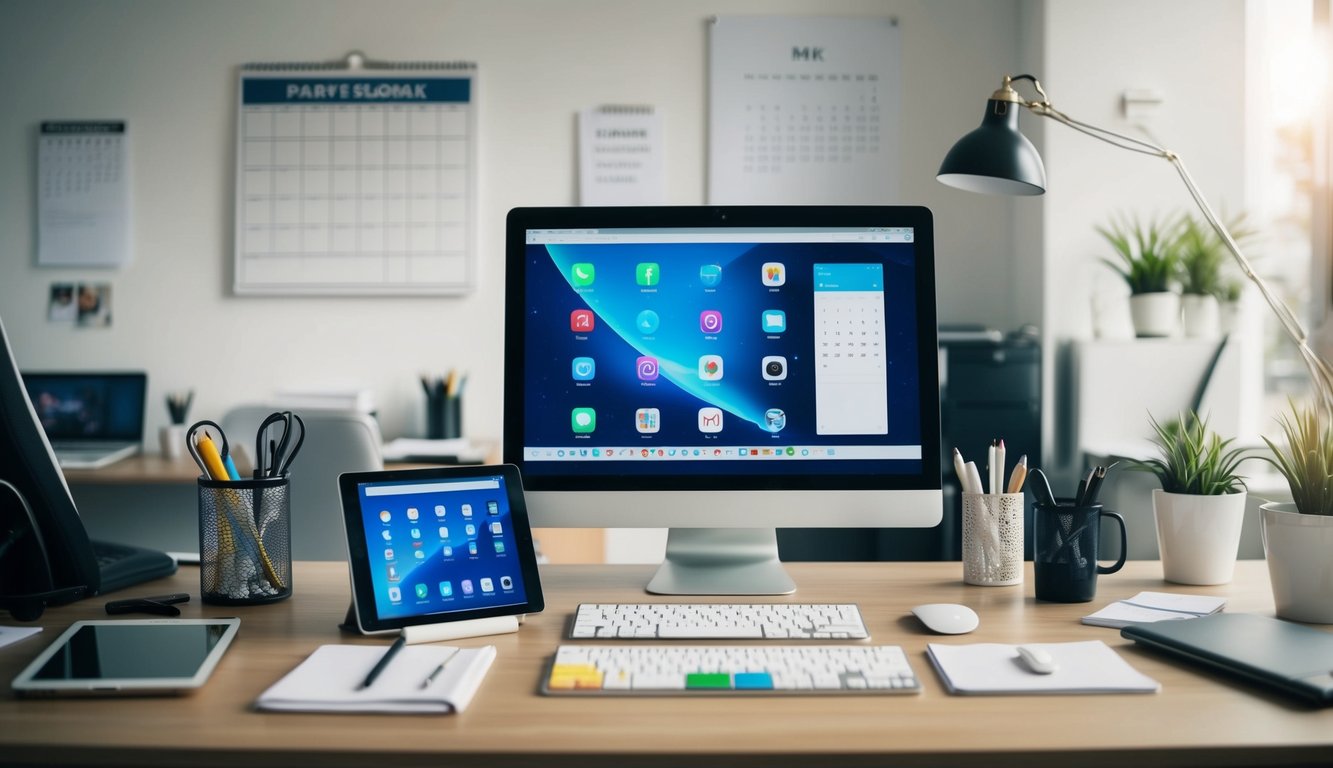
[21,372,147,469]
[1122,612,1333,706]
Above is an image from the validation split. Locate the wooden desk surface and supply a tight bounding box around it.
[2,561,1329,767]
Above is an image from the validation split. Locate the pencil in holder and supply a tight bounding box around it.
[961,492,1024,586]
[197,475,292,604]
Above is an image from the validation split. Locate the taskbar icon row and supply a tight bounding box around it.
[524,445,916,461]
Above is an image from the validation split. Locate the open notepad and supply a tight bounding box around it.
[256,644,496,714]
[1082,591,1226,629]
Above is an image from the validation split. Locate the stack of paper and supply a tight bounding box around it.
[1082,591,1226,629]
[381,438,488,465]
[926,641,1159,695]
[256,644,496,714]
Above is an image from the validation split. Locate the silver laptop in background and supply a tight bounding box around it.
[21,372,147,470]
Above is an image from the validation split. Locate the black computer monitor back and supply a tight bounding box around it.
[0,317,102,602]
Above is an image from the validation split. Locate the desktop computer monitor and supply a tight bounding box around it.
[503,206,942,595]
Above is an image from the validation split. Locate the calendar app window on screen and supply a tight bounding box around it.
[815,263,888,436]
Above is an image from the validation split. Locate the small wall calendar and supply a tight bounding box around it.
[234,54,476,296]
[38,121,132,268]
[707,16,902,205]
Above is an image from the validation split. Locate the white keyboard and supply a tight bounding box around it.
[569,603,869,640]
[544,644,920,695]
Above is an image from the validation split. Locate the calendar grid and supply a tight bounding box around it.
[235,65,475,295]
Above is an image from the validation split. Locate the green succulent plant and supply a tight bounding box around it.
[1263,405,1333,516]
[1131,411,1248,495]
[1098,215,1180,295]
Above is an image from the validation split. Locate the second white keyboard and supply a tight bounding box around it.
[544,644,919,695]
[570,603,870,640]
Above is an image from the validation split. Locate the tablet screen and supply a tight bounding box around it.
[31,622,232,680]
[353,469,535,623]
[12,618,240,696]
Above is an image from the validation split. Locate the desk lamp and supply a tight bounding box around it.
[937,74,1333,417]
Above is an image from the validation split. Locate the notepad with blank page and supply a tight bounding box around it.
[926,641,1160,695]
[255,644,496,713]
[1082,591,1227,629]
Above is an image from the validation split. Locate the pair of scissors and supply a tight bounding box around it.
[186,420,241,481]
[254,411,305,479]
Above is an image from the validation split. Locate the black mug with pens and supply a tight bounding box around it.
[1030,468,1127,603]
[1033,500,1127,602]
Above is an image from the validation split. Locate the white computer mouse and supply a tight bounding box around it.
[1016,645,1058,674]
[910,603,979,634]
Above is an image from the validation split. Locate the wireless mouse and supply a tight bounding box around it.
[911,603,979,634]
[1016,645,1058,674]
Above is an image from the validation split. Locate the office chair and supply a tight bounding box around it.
[222,406,383,561]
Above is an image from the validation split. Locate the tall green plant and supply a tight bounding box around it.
[1176,212,1255,297]
[1132,412,1248,495]
[1098,215,1180,294]
[1263,405,1333,516]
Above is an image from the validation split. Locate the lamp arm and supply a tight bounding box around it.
[1020,96,1333,418]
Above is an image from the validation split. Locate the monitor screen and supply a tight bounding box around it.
[21,373,147,442]
[503,206,941,594]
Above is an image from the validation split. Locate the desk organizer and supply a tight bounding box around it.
[198,475,292,604]
[962,492,1024,586]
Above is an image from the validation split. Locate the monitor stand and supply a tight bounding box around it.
[645,528,796,596]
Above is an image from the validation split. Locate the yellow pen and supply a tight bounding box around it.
[195,432,230,481]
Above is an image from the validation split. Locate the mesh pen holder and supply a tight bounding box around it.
[961,492,1024,586]
[198,475,292,605]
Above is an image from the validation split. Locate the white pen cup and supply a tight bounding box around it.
[961,492,1025,586]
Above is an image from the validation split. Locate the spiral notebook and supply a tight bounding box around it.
[235,52,477,296]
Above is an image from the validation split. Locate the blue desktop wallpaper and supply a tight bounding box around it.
[359,476,528,621]
[520,239,924,478]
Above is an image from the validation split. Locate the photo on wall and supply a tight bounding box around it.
[75,283,111,327]
[47,283,76,323]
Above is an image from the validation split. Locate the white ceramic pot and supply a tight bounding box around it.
[1129,292,1180,338]
[1180,294,1220,339]
[1152,489,1246,585]
[1261,502,1333,623]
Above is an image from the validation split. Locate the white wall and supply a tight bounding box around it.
[1032,0,1250,472]
[0,0,1028,444]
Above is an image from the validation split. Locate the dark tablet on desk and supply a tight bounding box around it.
[1122,612,1333,706]
[11,618,240,697]
[339,464,544,635]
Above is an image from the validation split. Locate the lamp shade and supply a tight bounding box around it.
[938,99,1047,196]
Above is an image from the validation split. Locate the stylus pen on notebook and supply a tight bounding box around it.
[421,648,461,689]
[360,634,406,689]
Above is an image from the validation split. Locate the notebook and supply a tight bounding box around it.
[1082,591,1227,629]
[1122,612,1333,706]
[255,643,496,714]
[21,372,146,469]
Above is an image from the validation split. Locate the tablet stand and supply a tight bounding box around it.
[339,603,522,642]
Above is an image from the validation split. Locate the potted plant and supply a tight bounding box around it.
[1176,215,1222,338]
[1098,215,1180,338]
[1261,405,1333,623]
[1132,412,1249,585]
[1177,213,1255,339]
